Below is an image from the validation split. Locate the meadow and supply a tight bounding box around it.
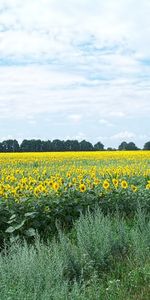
[0,151,150,299]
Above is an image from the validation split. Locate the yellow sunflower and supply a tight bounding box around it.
[79,183,86,192]
[112,178,119,188]
[52,182,60,191]
[131,184,137,192]
[103,180,110,190]
[121,180,128,189]
[146,183,150,190]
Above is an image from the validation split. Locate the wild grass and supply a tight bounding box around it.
[0,209,150,300]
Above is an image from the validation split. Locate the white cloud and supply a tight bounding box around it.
[0,0,150,146]
[0,64,150,123]
[0,0,150,63]
[111,131,136,140]
[68,114,82,123]
[139,134,149,140]
[0,135,14,142]
[64,132,87,141]
[99,119,114,127]
[109,111,126,117]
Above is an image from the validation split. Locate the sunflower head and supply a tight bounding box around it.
[53,182,59,191]
[112,178,119,187]
[79,183,86,192]
[131,184,137,192]
[146,183,150,190]
[121,180,128,189]
[103,180,110,190]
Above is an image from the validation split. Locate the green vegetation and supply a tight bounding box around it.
[0,151,149,298]
[1,188,150,246]
[0,209,150,299]
[0,138,150,152]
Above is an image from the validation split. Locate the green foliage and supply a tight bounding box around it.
[94,141,104,150]
[75,211,129,273]
[118,141,139,150]
[0,188,150,245]
[1,138,150,152]
[144,141,150,150]
[0,209,150,299]
[1,139,19,152]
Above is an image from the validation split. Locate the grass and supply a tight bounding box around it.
[0,209,150,299]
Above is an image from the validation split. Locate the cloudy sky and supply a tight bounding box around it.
[0,0,150,148]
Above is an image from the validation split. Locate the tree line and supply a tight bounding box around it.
[0,139,150,152]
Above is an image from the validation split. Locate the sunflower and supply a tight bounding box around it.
[67,172,71,178]
[121,180,128,189]
[146,183,150,190]
[52,182,59,191]
[103,180,110,190]
[49,180,53,186]
[79,183,86,192]
[112,178,119,188]
[131,184,137,192]
[72,177,77,184]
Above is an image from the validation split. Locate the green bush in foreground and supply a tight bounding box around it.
[0,209,150,300]
[1,188,150,247]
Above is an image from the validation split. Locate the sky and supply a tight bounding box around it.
[0,0,150,148]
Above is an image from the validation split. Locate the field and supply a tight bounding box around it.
[0,151,150,200]
[0,151,150,240]
[0,151,150,299]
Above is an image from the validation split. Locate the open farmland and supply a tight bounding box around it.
[0,151,150,242]
[0,151,150,199]
[0,151,150,299]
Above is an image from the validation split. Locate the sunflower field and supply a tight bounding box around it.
[0,151,150,244]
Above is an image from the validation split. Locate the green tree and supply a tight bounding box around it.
[0,142,3,152]
[118,141,139,151]
[107,147,116,151]
[118,141,128,150]
[64,140,80,151]
[143,141,150,150]
[79,140,94,151]
[2,140,19,152]
[52,140,65,151]
[41,140,52,152]
[126,142,139,150]
[20,140,42,152]
[94,141,104,151]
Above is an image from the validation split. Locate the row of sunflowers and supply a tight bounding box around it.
[0,151,149,201]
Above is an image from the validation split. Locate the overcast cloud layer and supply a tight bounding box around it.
[0,0,150,147]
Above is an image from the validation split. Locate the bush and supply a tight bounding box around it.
[0,188,150,246]
[0,209,150,299]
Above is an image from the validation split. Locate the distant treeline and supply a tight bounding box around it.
[0,139,150,152]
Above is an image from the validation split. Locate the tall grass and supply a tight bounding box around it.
[0,209,150,299]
